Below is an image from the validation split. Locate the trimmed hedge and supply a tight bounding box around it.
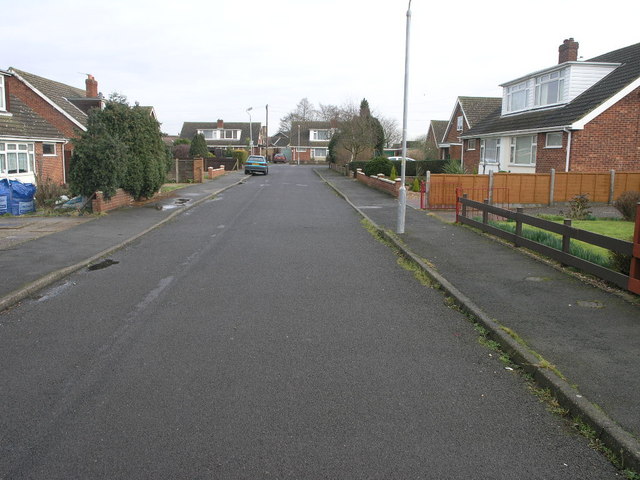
[347,159,446,176]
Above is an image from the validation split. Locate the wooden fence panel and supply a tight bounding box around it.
[614,173,640,198]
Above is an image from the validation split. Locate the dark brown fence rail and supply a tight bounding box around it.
[456,195,639,292]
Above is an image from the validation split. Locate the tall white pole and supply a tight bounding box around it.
[396,0,412,234]
[247,107,253,155]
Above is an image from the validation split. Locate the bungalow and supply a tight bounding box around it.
[461,39,640,173]
[180,120,262,156]
[2,68,104,184]
[440,97,502,165]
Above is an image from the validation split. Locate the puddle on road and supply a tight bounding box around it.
[88,259,119,271]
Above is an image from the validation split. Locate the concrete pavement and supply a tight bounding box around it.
[316,168,640,473]
[0,166,638,473]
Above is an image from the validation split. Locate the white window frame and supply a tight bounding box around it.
[535,69,565,107]
[198,129,217,140]
[545,132,563,148]
[506,81,531,113]
[0,76,5,111]
[467,139,476,151]
[510,135,537,165]
[1,142,35,174]
[480,138,500,164]
[456,116,463,132]
[310,129,331,141]
[312,148,327,158]
[42,143,56,156]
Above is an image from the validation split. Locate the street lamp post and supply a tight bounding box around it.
[396,0,412,234]
[246,107,253,155]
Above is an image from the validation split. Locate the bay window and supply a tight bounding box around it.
[510,136,537,165]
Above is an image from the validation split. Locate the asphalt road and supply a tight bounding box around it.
[0,165,619,479]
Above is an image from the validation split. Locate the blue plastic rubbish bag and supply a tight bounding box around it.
[0,179,10,214]
[9,180,36,215]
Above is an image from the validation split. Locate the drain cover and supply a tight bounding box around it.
[576,300,604,309]
[88,259,119,271]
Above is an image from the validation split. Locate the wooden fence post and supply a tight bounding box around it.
[628,202,640,295]
[488,170,494,205]
[515,208,523,247]
[609,169,616,205]
[425,170,431,209]
[562,219,572,267]
[483,199,489,228]
[549,168,555,206]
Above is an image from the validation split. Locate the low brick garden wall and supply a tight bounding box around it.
[92,189,134,213]
[356,169,401,196]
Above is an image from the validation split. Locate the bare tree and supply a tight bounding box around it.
[377,115,401,148]
[278,98,319,135]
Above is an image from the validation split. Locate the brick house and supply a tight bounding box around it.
[289,121,335,163]
[1,69,65,185]
[179,120,262,156]
[3,68,104,184]
[461,39,640,173]
[425,120,448,159]
[440,97,502,166]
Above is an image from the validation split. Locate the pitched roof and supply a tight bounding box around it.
[428,120,448,145]
[180,121,261,146]
[9,68,98,129]
[290,121,333,147]
[463,42,640,137]
[458,97,503,127]
[0,95,66,140]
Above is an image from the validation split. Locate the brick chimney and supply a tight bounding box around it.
[85,74,98,98]
[558,38,579,64]
[217,119,224,128]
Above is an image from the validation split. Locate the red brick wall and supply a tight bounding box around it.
[356,170,400,196]
[208,166,225,179]
[34,142,66,184]
[463,141,481,173]
[7,76,84,140]
[569,87,640,172]
[92,189,133,213]
[536,132,568,173]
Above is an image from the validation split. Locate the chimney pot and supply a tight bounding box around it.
[85,74,98,98]
[217,119,224,129]
[558,38,579,64]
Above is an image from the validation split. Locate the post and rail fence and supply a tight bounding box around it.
[456,195,640,295]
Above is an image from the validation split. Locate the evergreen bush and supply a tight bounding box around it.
[189,133,209,158]
[363,156,393,177]
[613,190,640,221]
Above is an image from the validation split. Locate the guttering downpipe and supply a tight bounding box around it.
[62,140,69,184]
[564,128,572,172]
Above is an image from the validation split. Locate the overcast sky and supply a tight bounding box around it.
[4,0,638,139]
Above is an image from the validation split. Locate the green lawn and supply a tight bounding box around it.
[490,217,635,269]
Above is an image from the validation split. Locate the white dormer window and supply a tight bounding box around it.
[197,129,240,141]
[535,69,566,107]
[0,76,5,111]
[310,129,331,141]
[506,81,531,113]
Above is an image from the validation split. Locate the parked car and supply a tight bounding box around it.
[273,153,287,163]
[245,155,269,175]
[387,156,416,162]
